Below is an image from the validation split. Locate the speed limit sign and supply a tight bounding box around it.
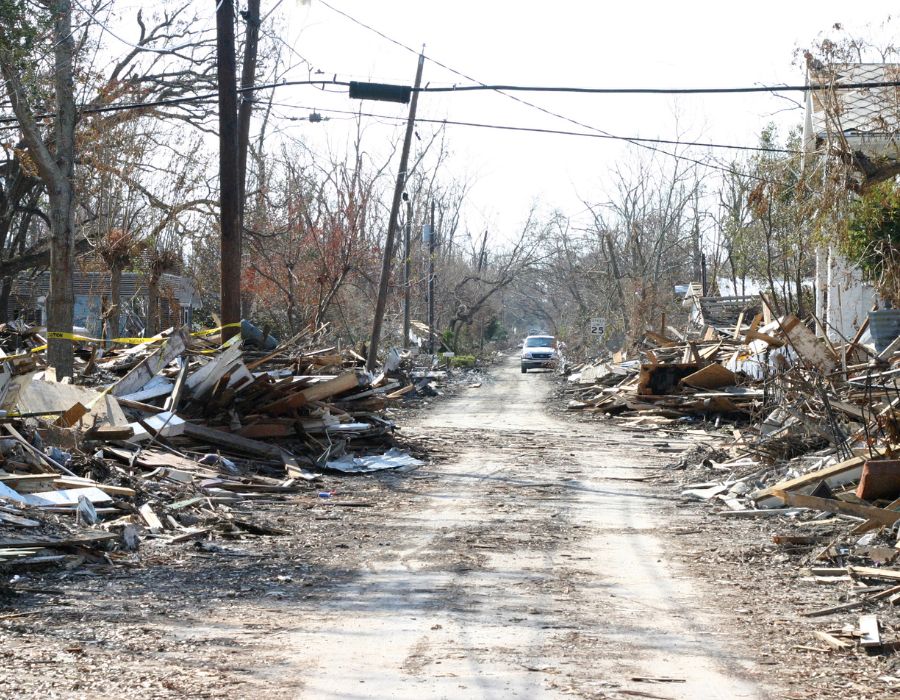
[590,317,606,335]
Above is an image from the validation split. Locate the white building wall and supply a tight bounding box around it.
[825,247,877,342]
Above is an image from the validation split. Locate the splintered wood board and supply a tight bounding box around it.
[859,614,881,648]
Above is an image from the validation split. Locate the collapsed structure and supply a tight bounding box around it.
[566,295,900,652]
[0,321,468,577]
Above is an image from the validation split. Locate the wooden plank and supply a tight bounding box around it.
[116,397,166,414]
[185,337,243,399]
[732,311,745,340]
[0,511,40,527]
[813,630,850,650]
[54,401,88,428]
[0,474,58,492]
[110,328,188,397]
[0,531,117,549]
[139,503,164,533]
[850,566,900,581]
[851,496,900,535]
[52,478,135,498]
[777,314,837,372]
[384,384,415,400]
[238,422,296,439]
[751,456,864,507]
[84,425,135,441]
[773,490,900,525]
[260,371,366,415]
[644,331,678,348]
[164,360,189,412]
[859,614,881,648]
[181,421,284,460]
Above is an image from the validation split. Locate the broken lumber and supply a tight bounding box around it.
[752,456,865,508]
[110,329,188,397]
[260,371,368,415]
[773,490,900,526]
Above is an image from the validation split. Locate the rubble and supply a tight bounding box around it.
[0,320,477,592]
[563,301,900,656]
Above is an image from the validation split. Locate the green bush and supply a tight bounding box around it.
[449,355,477,368]
[844,180,900,305]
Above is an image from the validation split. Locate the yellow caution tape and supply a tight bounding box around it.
[191,322,242,338]
[18,321,244,360]
[46,331,165,345]
[2,344,47,359]
[42,322,242,346]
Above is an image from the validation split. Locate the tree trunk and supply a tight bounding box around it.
[0,1,77,376]
[146,274,160,336]
[46,181,75,375]
[0,277,11,323]
[109,261,122,342]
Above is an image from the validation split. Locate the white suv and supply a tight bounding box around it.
[520,335,557,373]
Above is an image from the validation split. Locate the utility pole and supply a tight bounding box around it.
[701,252,708,297]
[366,51,425,371]
[402,195,412,349]
[237,0,261,218]
[216,0,241,342]
[428,198,436,354]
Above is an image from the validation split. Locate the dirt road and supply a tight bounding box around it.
[269,357,766,699]
[4,357,768,698]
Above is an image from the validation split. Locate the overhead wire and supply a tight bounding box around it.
[316,0,807,181]
[268,103,801,154]
[415,81,900,95]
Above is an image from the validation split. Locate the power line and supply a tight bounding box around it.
[317,0,767,180]
[0,74,800,156]
[0,80,349,124]
[271,103,800,154]
[416,81,900,95]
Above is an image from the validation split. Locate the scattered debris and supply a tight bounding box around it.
[0,321,482,591]
[561,303,900,657]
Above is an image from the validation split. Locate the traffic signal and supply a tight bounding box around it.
[349,81,411,104]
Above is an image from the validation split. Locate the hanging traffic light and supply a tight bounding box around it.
[349,81,411,104]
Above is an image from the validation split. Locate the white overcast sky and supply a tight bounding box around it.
[262,1,895,238]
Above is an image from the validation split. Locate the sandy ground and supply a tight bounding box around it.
[1,357,770,699]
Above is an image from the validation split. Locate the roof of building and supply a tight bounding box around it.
[12,272,200,308]
[697,296,760,329]
[808,63,900,137]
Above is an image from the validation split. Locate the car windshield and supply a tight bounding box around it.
[525,337,554,348]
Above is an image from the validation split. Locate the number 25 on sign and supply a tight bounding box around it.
[590,318,606,335]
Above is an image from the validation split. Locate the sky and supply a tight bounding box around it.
[256,1,895,240]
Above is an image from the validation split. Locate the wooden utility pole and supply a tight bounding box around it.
[216,0,242,342]
[366,52,425,371]
[427,198,436,354]
[402,196,412,349]
[237,0,261,216]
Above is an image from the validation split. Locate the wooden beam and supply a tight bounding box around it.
[773,489,900,526]
[752,456,864,507]
[181,421,284,460]
[110,329,188,397]
[260,371,367,415]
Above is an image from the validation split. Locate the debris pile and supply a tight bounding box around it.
[0,322,455,580]
[566,306,900,654]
